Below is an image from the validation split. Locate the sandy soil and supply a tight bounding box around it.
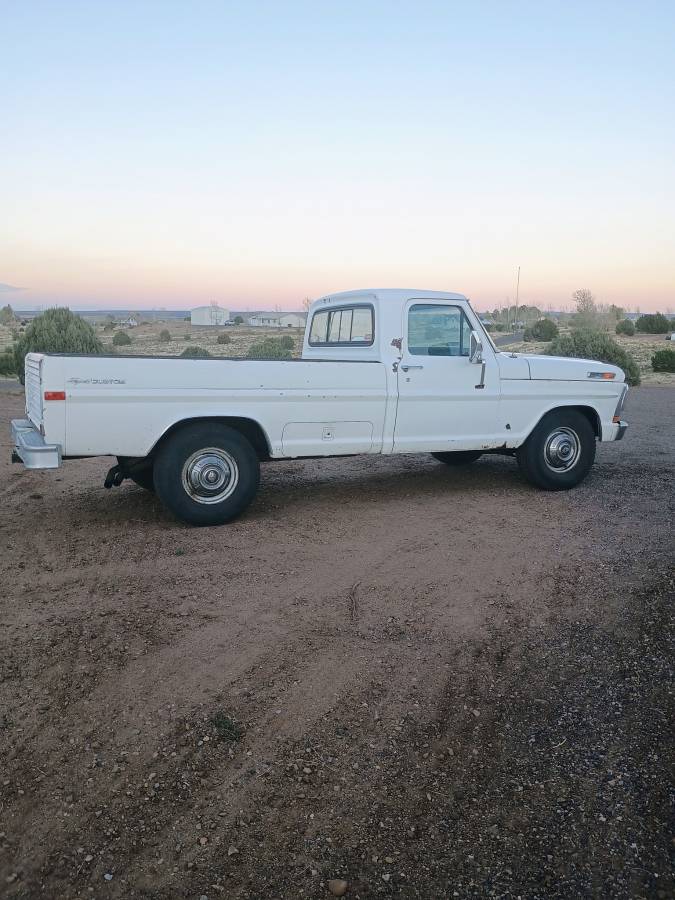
[0,386,673,899]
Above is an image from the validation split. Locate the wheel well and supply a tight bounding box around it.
[533,405,600,439]
[151,417,271,460]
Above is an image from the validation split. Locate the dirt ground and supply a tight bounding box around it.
[0,386,673,899]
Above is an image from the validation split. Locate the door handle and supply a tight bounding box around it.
[400,364,424,372]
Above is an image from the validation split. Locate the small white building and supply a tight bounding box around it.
[248,312,280,327]
[191,305,230,326]
[248,311,306,328]
[279,312,307,328]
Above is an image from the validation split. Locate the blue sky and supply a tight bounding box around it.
[2,1,674,311]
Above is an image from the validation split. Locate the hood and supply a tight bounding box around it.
[526,354,625,382]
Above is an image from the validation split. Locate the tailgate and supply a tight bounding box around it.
[25,354,44,427]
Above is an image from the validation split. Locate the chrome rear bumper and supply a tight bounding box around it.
[11,418,62,469]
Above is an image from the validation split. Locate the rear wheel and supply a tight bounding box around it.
[516,409,595,491]
[431,450,483,466]
[153,423,260,525]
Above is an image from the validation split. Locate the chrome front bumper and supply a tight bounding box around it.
[615,420,628,441]
[11,418,62,469]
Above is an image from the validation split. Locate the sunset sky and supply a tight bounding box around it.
[2,1,674,313]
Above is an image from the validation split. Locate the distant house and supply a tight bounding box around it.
[248,312,281,327]
[279,312,307,328]
[191,305,230,326]
[248,311,306,328]
[118,316,138,328]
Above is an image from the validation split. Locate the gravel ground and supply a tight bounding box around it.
[0,385,673,899]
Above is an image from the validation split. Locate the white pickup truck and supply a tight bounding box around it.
[11,289,628,525]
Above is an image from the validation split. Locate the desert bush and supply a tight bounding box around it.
[547,329,640,385]
[14,308,103,382]
[494,322,506,332]
[278,334,295,351]
[158,329,171,343]
[246,338,293,360]
[0,347,18,376]
[112,330,132,346]
[233,315,244,325]
[615,319,635,336]
[523,318,558,342]
[651,348,675,373]
[183,333,192,341]
[217,332,232,344]
[635,313,670,334]
[180,346,211,358]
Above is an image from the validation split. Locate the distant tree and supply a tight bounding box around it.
[158,328,171,342]
[233,315,244,325]
[615,319,635,336]
[635,313,670,334]
[112,330,132,346]
[0,304,16,325]
[13,308,103,382]
[180,346,211,358]
[607,304,625,321]
[571,289,599,329]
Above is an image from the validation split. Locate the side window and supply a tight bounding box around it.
[408,304,472,357]
[308,305,374,346]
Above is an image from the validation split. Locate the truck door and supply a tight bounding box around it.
[393,300,501,452]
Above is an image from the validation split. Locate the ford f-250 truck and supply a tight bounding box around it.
[11,289,628,526]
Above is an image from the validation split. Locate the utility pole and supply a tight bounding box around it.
[514,266,521,330]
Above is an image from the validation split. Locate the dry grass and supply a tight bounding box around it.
[98,320,305,358]
[499,330,675,385]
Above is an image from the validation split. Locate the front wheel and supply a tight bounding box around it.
[431,450,483,466]
[516,409,596,491]
[153,423,260,525]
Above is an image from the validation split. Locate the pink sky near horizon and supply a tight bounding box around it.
[2,3,674,316]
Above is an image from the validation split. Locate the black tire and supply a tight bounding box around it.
[117,457,155,492]
[153,423,260,526]
[516,409,595,491]
[431,450,483,466]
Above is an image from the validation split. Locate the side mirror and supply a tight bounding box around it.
[469,330,483,363]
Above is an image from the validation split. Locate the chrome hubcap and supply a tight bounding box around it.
[181,448,239,504]
[544,427,581,473]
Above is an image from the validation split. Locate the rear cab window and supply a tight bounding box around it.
[309,305,374,347]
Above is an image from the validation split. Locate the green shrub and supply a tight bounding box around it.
[217,332,232,344]
[615,319,635,336]
[14,308,103,382]
[233,315,244,325]
[112,330,132,346]
[183,333,192,341]
[494,322,506,332]
[0,347,18,376]
[180,346,211,358]
[523,318,558,342]
[278,334,295,351]
[547,329,641,385]
[246,338,293,360]
[158,328,171,343]
[651,348,675,373]
[635,312,670,334]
